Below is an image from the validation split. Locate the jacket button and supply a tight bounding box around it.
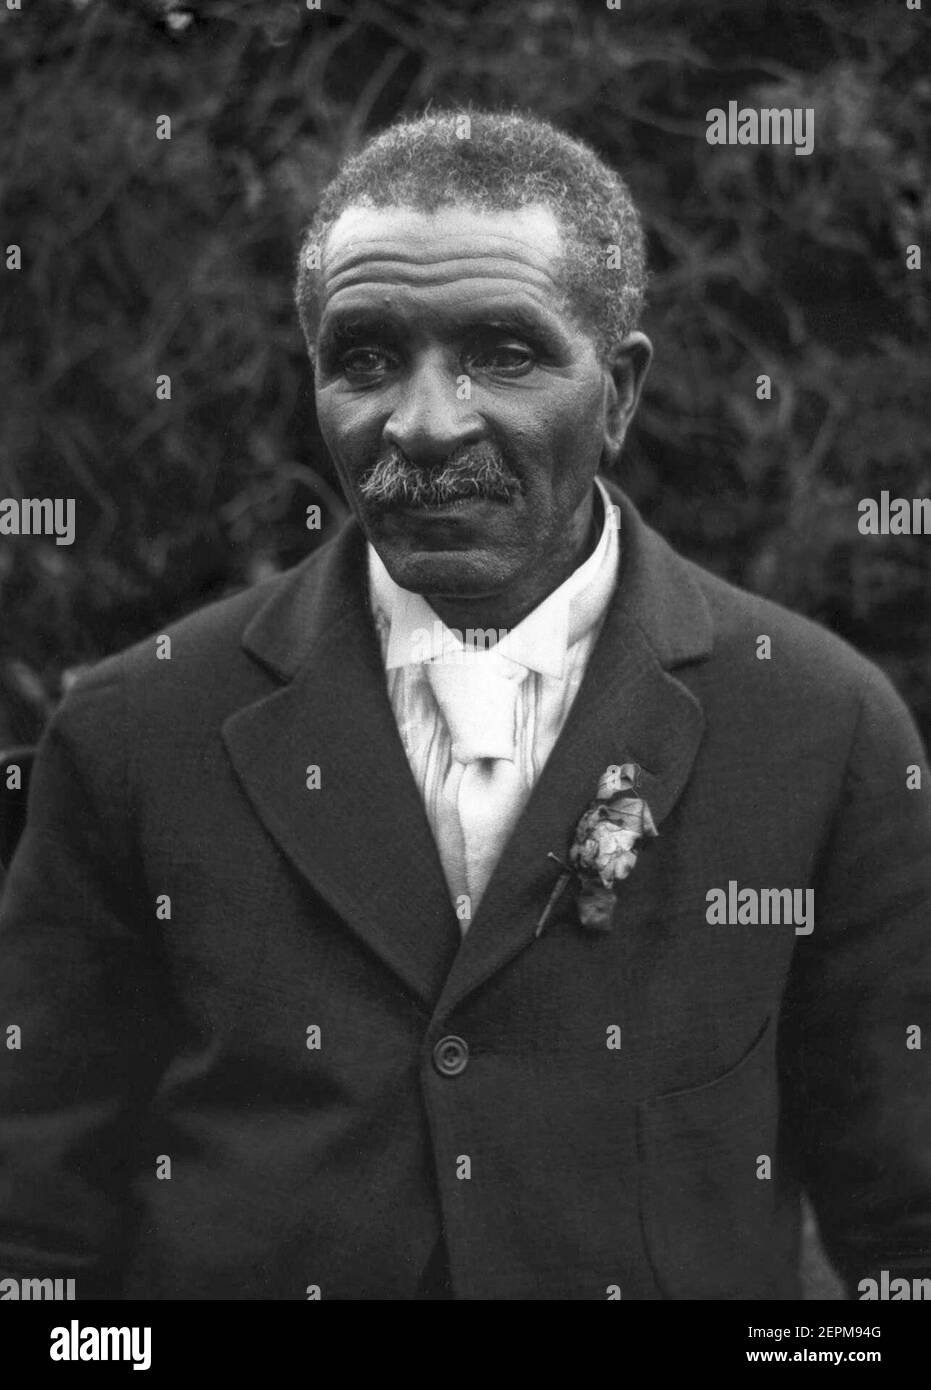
[433,1035,469,1076]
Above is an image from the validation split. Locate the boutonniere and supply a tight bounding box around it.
[535,763,658,936]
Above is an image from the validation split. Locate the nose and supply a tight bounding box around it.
[382,350,484,464]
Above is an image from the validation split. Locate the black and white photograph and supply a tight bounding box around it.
[0,0,928,1349]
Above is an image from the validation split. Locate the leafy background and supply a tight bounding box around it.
[0,0,928,746]
[1,0,928,1299]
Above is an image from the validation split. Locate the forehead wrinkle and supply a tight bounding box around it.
[322,260,564,303]
[319,207,571,326]
[325,229,560,263]
[322,221,564,281]
[319,277,569,336]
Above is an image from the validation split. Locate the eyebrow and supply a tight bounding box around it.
[316,304,570,359]
[316,313,399,353]
[472,307,569,357]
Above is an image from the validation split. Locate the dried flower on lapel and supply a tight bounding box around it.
[534,763,658,938]
[568,763,658,931]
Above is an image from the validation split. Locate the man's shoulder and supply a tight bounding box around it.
[83,572,281,685]
[676,544,912,727]
[608,481,887,711]
[72,532,345,710]
[612,481,896,710]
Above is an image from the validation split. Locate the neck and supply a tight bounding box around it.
[427,486,603,636]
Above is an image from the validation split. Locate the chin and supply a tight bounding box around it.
[381,545,514,599]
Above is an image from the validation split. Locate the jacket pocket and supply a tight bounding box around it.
[637,1015,784,1299]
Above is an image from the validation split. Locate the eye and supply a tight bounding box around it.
[340,347,397,382]
[466,341,536,376]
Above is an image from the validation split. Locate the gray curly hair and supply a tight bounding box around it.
[295,107,647,360]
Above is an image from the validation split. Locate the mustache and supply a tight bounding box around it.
[357,444,523,508]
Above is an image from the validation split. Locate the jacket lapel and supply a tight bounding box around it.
[222,482,714,1018]
[222,524,461,1010]
[433,483,713,1019]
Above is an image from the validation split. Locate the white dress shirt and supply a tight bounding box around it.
[368,477,620,925]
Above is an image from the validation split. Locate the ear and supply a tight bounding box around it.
[601,331,652,468]
[302,329,318,375]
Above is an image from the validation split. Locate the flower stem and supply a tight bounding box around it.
[535,859,573,938]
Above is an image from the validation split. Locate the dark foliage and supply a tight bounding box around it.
[0,0,928,749]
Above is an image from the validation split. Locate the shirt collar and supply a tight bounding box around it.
[367,476,619,681]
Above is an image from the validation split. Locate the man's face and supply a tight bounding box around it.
[312,202,645,603]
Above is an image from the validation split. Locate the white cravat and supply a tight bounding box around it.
[368,477,620,931]
[424,649,530,910]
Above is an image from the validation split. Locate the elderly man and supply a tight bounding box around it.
[0,110,929,1302]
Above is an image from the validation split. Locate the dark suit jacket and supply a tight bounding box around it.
[0,481,929,1300]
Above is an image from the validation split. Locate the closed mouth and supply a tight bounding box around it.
[387,489,513,513]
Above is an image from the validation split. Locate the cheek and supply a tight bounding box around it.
[557,383,607,460]
[513,390,605,491]
[495,398,576,459]
[315,388,384,462]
